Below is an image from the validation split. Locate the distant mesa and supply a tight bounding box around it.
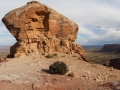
[100,44,120,53]
[2,1,86,60]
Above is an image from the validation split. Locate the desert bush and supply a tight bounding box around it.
[45,53,57,58]
[49,61,68,75]
[53,53,57,56]
[78,57,81,60]
[45,54,54,58]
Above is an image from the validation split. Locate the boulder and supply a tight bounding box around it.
[109,58,120,70]
[2,1,85,59]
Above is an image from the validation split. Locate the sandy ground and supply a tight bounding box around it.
[0,52,120,90]
[84,46,120,65]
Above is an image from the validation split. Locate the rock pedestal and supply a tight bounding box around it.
[2,1,85,59]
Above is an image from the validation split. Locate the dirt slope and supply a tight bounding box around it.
[0,53,120,90]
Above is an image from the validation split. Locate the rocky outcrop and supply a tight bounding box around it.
[2,1,85,58]
[100,44,120,53]
[109,58,120,70]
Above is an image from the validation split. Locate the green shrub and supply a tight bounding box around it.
[45,53,57,58]
[49,61,68,75]
[45,54,54,58]
[53,53,57,56]
[78,57,81,60]
[41,53,45,55]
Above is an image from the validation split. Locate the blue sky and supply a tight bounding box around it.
[0,0,120,46]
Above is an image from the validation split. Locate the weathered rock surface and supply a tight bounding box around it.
[103,80,120,90]
[101,44,120,53]
[2,1,85,58]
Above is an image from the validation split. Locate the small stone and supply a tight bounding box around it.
[82,75,87,77]
[43,83,49,86]
[93,78,97,81]
[98,74,101,77]
[109,67,114,71]
[32,83,46,90]
[67,72,75,78]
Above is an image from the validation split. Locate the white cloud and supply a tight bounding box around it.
[78,25,94,35]
[0,0,120,46]
[76,25,120,45]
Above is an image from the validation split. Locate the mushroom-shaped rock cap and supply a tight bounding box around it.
[2,1,78,41]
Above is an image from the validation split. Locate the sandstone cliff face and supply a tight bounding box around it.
[101,44,120,53]
[2,1,85,58]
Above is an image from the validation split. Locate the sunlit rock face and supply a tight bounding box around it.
[2,1,85,58]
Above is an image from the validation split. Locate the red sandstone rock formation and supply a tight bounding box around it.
[2,1,85,59]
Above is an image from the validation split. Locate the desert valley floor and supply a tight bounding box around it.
[0,46,120,90]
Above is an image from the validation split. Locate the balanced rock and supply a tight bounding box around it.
[2,1,85,58]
